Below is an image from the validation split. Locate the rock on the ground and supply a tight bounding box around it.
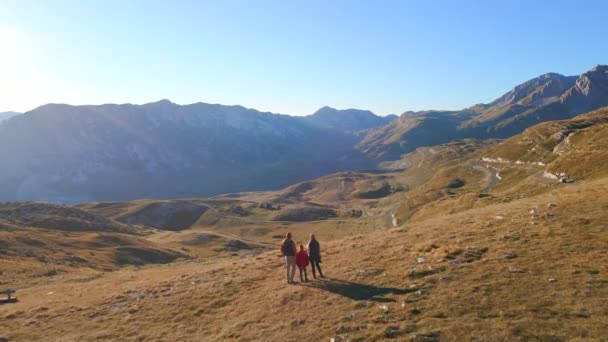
[385,326,400,338]
[335,325,350,334]
[410,332,441,342]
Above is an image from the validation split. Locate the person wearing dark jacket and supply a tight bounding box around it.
[281,232,297,284]
[306,234,324,278]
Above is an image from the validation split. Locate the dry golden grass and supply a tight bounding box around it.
[485,107,608,181]
[2,178,608,341]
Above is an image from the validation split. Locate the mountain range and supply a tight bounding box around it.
[359,65,608,159]
[0,102,390,202]
[0,65,606,202]
[0,111,20,122]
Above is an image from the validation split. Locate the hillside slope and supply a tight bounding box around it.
[1,178,607,341]
[0,202,189,288]
[483,106,608,181]
[360,65,608,160]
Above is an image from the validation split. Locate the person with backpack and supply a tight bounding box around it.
[281,232,297,284]
[307,234,324,279]
[296,244,310,282]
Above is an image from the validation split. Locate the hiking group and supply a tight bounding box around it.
[281,232,324,284]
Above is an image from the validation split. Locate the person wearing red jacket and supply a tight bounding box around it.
[296,244,310,282]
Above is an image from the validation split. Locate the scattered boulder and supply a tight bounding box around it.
[357,268,384,277]
[508,266,528,273]
[446,246,487,264]
[335,325,350,334]
[354,301,370,309]
[503,252,518,260]
[407,266,446,279]
[35,254,48,263]
[384,326,400,338]
[350,209,363,218]
[341,313,356,322]
[461,247,487,262]
[410,332,440,342]
[402,299,416,307]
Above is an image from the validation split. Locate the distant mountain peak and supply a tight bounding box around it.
[590,64,608,73]
[312,106,372,116]
[359,64,608,160]
[145,99,177,107]
[156,99,174,104]
[315,105,336,112]
[539,72,567,79]
[306,106,396,131]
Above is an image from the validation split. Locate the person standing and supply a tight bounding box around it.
[281,232,297,284]
[307,234,324,279]
[296,244,310,282]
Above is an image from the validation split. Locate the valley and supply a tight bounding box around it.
[2,106,608,340]
[1,65,607,203]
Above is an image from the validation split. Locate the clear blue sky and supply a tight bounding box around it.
[1,0,607,115]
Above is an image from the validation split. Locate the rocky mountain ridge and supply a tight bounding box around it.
[1,65,607,202]
[359,65,608,159]
[0,101,389,202]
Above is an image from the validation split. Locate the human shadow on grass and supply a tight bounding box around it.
[304,278,414,303]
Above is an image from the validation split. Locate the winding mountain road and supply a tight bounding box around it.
[471,164,499,194]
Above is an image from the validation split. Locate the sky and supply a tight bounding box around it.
[1,0,607,116]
